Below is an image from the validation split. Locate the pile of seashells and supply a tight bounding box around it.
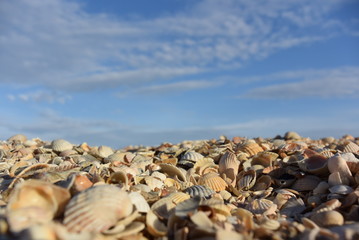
[1,132,359,240]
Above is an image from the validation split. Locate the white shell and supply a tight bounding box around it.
[51,139,73,152]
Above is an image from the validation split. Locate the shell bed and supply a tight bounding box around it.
[1,132,359,240]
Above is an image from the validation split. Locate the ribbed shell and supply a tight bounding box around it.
[218,151,239,175]
[245,198,276,215]
[180,151,203,162]
[237,142,263,157]
[51,139,73,152]
[237,170,256,191]
[198,172,228,192]
[251,151,278,167]
[337,141,359,153]
[184,185,215,199]
[7,134,27,143]
[291,175,321,191]
[63,185,133,233]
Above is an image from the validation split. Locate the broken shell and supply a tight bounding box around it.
[252,175,272,191]
[198,172,228,192]
[328,171,344,186]
[51,139,73,152]
[146,210,167,237]
[159,163,187,182]
[313,181,329,195]
[328,155,352,184]
[310,210,344,227]
[252,151,278,167]
[184,185,215,199]
[7,134,27,143]
[246,198,277,216]
[298,154,328,176]
[97,145,114,158]
[128,192,150,213]
[63,185,133,233]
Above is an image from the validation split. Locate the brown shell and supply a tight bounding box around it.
[63,185,133,233]
[291,175,321,191]
[310,210,344,227]
[252,151,278,167]
[337,141,359,153]
[237,169,256,191]
[198,172,228,192]
[246,198,277,215]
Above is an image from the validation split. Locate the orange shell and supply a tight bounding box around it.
[198,172,228,192]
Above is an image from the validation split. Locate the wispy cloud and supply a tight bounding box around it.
[0,0,353,92]
[116,80,222,97]
[238,66,359,99]
[7,90,72,103]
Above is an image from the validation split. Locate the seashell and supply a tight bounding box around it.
[201,197,231,216]
[245,198,277,216]
[7,134,27,143]
[144,176,164,191]
[317,148,335,158]
[346,161,359,174]
[237,142,263,157]
[128,192,150,213]
[175,197,201,218]
[291,175,321,191]
[280,197,305,217]
[146,210,167,237]
[159,163,187,182]
[329,184,353,195]
[237,169,256,191]
[151,171,167,181]
[68,173,93,194]
[313,181,329,195]
[251,151,278,167]
[7,180,71,232]
[252,175,271,191]
[328,171,344,186]
[260,218,281,230]
[198,172,228,192]
[97,145,114,158]
[51,139,73,152]
[19,223,57,240]
[298,154,328,176]
[216,229,244,240]
[313,199,341,213]
[190,211,214,228]
[107,171,129,189]
[184,185,215,199]
[284,131,301,140]
[218,151,239,175]
[180,151,204,162]
[151,192,190,219]
[328,155,352,184]
[337,141,359,153]
[63,185,133,233]
[193,157,218,175]
[307,195,322,207]
[104,152,126,164]
[310,210,344,227]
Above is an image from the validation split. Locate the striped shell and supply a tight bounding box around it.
[337,141,359,153]
[51,139,73,152]
[181,151,203,162]
[218,151,239,175]
[245,198,277,215]
[237,142,263,157]
[198,172,228,192]
[184,185,215,199]
[63,185,133,233]
[237,169,256,191]
[291,175,321,191]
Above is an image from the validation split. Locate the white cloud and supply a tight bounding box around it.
[238,66,359,98]
[0,0,353,91]
[6,90,72,104]
[116,80,222,97]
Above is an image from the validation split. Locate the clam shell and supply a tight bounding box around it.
[328,155,352,184]
[337,141,359,153]
[284,131,301,140]
[329,184,353,195]
[104,152,126,164]
[298,154,328,175]
[51,139,73,152]
[184,185,215,199]
[310,210,344,227]
[180,151,203,162]
[313,199,341,213]
[280,197,305,217]
[328,171,344,186]
[7,134,27,143]
[198,172,228,192]
[63,185,133,233]
[252,175,272,191]
[97,145,114,158]
[313,181,329,195]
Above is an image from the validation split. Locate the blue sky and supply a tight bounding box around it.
[1,0,358,148]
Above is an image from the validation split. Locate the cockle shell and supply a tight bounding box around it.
[337,141,359,153]
[252,175,272,191]
[237,169,256,191]
[245,198,277,216]
[184,185,215,199]
[252,151,278,167]
[7,180,71,232]
[128,192,150,213]
[280,197,306,217]
[237,142,263,157]
[63,185,133,233]
[151,192,190,219]
[7,134,27,143]
[218,151,239,175]
[284,131,301,140]
[175,197,201,218]
[198,172,228,192]
[51,139,73,152]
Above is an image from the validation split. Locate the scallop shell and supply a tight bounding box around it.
[310,210,344,227]
[51,139,73,152]
[245,198,277,216]
[237,142,263,157]
[198,172,228,192]
[7,180,70,232]
[291,175,321,192]
[63,185,133,233]
[184,185,215,199]
[218,151,239,175]
[337,141,359,153]
[237,169,256,191]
